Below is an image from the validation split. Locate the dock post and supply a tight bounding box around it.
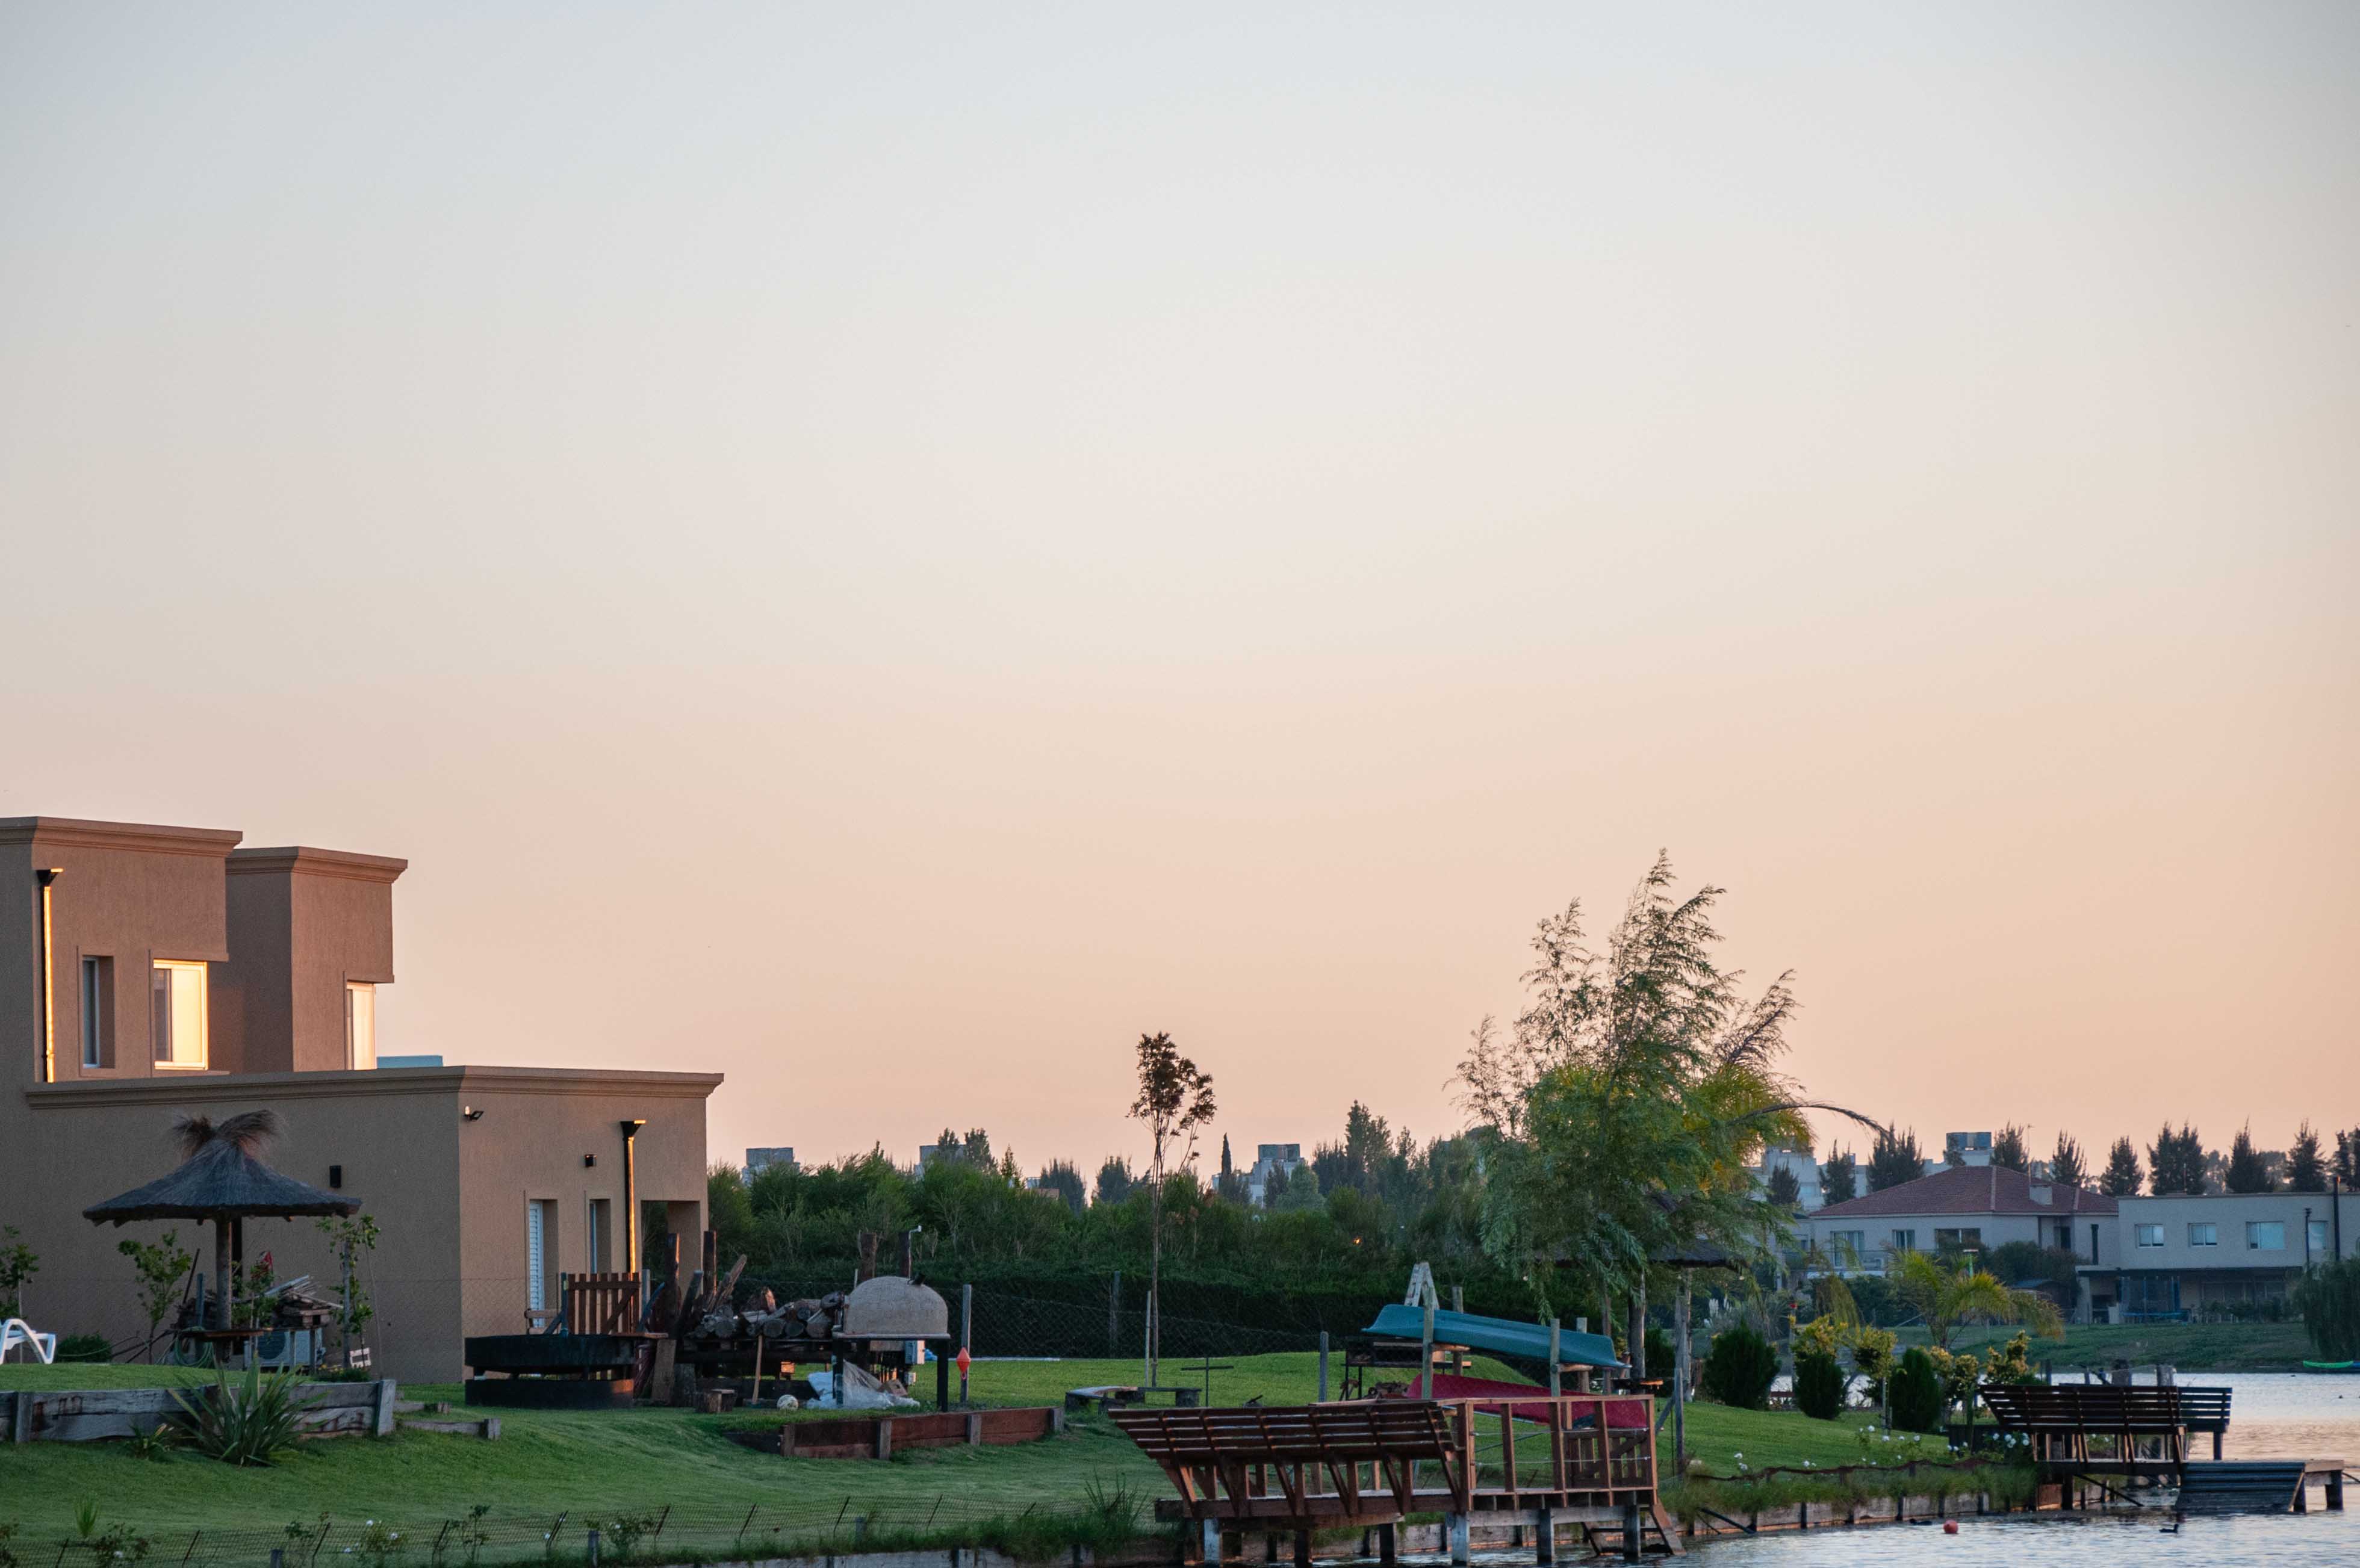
[1532,1508,1554,1563]
[2325,1467,2343,1510]
[1376,1523,1397,1563]
[1198,1520,1221,1563]
[1619,1501,1641,1563]
[1447,1513,1470,1565]
[1318,1333,1329,1402]
[1292,1532,1311,1567]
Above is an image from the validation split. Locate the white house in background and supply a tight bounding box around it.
[1755,1145,1824,1210]
[1246,1142,1306,1206]
[1942,1131,1994,1170]
[2092,1189,2359,1322]
[1803,1165,2119,1317]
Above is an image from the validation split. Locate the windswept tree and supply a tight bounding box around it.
[1992,1125,2031,1173]
[2049,1133,2087,1191]
[1035,1160,1086,1215]
[1820,1147,1858,1205]
[1128,1032,1214,1386]
[1458,855,1865,1312]
[2338,1130,2360,1188]
[2288,1123,2327,1193]
[2225,1124,2275,1194]
[1093,1156,1135,1207]
[1892,1250,2063,1351]
[1868,1127,1925,1192]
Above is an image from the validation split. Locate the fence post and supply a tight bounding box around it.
[961,1283,974,1405]
[1109,1271,1121,1356]
[586,1529,600,1568]
[1317,1333,1329,1402]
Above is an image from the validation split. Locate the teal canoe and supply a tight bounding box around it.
[2301,1360,2359,1372]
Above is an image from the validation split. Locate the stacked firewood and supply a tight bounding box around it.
[645,1247,857,1346]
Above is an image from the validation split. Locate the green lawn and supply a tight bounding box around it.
[0,1353,1954,1557]
[1918,1319,2309,1372]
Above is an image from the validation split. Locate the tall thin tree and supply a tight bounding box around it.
[1128,1032,1214,1387]
[2100,1136,2143,1197]
[2049,1132,2087,1190]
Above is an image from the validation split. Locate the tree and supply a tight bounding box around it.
[1128,1031,1214,1386]
[2049,1132,2086,1191]
[2225,1124,2274,1194]
[1273,1162,1324,1213]
[1992,1125,2030,1173]
[1700,1324,1778,1410]
[2296,1258,2360,1362]
[2100,1137,2143,1197]
[1457,856,1855,1306]
[2288,1123,2327,1193]
[1036,1160,1087,1215]
[2337,1130,2360,1188]
[116,1231,195,1361]
[1765,1165,1802,1208]
[2148,1124,2206,1195]
[1890,1249,2062,1351]
[1868,1127,1924,1193]
[1093,1156,1135,1207]
[1889,1348,1945,1433]
[0,1227,35,1319]
[1820,1147,1858,1205]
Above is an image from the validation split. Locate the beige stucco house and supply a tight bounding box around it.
[2,816,720,1381]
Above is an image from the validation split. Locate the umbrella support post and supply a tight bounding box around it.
[214,1216,232,1332]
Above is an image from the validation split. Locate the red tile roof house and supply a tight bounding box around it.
[1803,1165,2120,1321]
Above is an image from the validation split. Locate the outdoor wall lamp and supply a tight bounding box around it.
[584,1154,596,1167]
[462,1106,483,1121]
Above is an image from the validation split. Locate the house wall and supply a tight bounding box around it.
[1805,1209,2120,1272]
[453,1068,713,1371]
[0,819,242,1083]
[2114,1192,2358,1274]
[220,848,405,1074]
[14,1065,718,1382]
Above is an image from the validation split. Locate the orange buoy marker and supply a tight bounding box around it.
[1943,1522,1958,1535]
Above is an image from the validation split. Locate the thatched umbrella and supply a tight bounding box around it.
[84,1111,358,1331]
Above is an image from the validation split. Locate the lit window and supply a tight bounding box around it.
[151,961,208,1069]
[2246,1221,2285,1251]
[2311,1220,2331,1255]
[346,982,376,1070]
[80,956,114,1068]
[1934,1227,1983,1250]
[2187,1222,2218,1248]
[2135,1224,2165,1247]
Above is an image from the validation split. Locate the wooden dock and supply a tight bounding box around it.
[1113,1394,1679,1564]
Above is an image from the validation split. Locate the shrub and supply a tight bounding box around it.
[1849,1325,1896,1402]
[1889,1346,1945,1433]
[1793,1350,1847,1419]
[2296,1259,2360,1360]
[1700,1324,1778,1410]
[169,1363,319,1466]
[55,1334,113,1364]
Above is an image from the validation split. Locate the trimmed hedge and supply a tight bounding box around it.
[1889,1346,1945,1433]
[1701,1324,1778,1410]
[1793,1350,1847,1419]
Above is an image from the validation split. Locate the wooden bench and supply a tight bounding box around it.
[1978,1384,2188,1472]
[1113,1401,1470,1529]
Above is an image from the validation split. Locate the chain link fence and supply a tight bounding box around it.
[47,1487,1152,1568]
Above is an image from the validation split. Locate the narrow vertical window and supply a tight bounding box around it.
[346,982,376,1070]
[588,1198,611,1273]
[527,1200,549,1310]
[81,956,113,1068]
[151,960,208,1069]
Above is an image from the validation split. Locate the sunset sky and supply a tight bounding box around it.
[4,4,2353,1180]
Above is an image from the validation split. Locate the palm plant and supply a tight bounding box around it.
[1890,1250,2061,1350]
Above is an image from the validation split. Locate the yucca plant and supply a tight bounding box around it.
[169,1362,319,1466]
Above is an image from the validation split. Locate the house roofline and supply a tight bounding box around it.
[26,1064,724,1109]
[0,817,244,857]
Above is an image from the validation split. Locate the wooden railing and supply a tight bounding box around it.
[562,1272,645,1334]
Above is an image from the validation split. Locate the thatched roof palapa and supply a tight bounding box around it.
[83,1109,359,1224]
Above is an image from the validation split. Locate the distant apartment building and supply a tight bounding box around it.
[1246,1142,1305,1207]
[1803,1165,2118,1315]
[2092,1189,2358,1321]
[1755,1145,1824,1211]
[745,1146,796,1178]
[1943,1131,1994,1170]
[2,816,720,1381]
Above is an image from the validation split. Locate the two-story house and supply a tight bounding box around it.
[1803,1164,2118,1317]
[2,816,721,1380]
[2097,1189,2357,1321]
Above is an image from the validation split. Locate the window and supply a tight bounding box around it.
[2135,1224,2165,1247]
[527,1200,557,1312]
[346,982,376,1070]
[151,960,208,1068]
[2246,1221,2285,1251]
[2311,1220,2331,1256]
[2052,1221,2075,1250]
[1934,1227,1984,1250]
[79,956,114,1068]
[1889,1229,1918,1254]
[2188,1222,2218,1248]
[1828,1230,1865,1261]
[588,1198,611,1272]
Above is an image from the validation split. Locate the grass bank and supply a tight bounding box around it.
[1913,1319,2309,1372]
[0,1353,1973,1557]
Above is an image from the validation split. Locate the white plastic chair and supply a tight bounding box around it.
[0,1318,57,1364]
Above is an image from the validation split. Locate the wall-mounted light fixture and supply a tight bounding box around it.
[329,1165,344,1189]
[583,1154,597,1168]
[462,1106,483,1121]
